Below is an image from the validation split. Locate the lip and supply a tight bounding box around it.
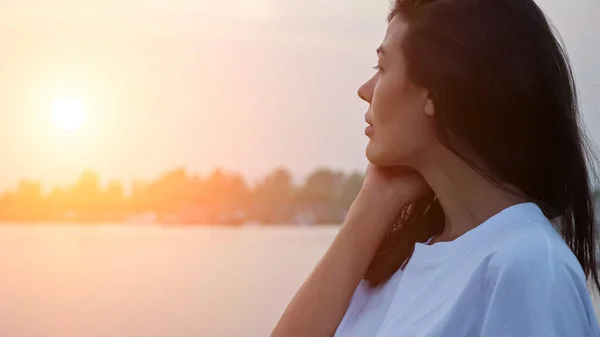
[364,112,373,136]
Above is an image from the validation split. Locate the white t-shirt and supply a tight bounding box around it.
[334,202,600,337]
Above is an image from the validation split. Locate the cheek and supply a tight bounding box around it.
[368,114,435,166]
[370,78,398,123]
[372,78,422,136]
[368,79,435,164]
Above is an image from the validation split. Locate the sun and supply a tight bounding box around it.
[51,97,86,132]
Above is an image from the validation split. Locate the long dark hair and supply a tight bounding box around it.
[365,0,600,292]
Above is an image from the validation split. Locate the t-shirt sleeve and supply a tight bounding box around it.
[480,247,600,337]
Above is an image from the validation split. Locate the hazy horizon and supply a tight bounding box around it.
[0,0,598,190]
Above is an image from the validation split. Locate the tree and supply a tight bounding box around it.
[102,180,125,216]
[338,172,364,210]
[149,168,191,212]
[296,168,344,203]
[0,180,45,221]
[71,170,103,217]
[253,167,294,223]
[46,187,68,220]
[227,174,251,210]
[17,180,45,220]
[295,168,346,223]
[199,169,251,223]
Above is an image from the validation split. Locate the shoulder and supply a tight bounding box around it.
[474,206,599,336]
[481,206,586,292]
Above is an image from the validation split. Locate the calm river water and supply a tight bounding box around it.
[0,224,597,337]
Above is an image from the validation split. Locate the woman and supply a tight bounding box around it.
[271,0,600,336]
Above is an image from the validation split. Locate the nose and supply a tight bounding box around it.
[357,75,375,103]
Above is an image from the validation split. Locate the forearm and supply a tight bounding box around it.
[270,189,407,337]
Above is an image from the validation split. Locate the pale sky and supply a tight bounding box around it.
[0,0,598,189]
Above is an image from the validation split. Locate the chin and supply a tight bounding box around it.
[366,140,413,167]
[366,142,396,166]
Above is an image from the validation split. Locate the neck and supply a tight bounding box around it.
[415,149,526,243]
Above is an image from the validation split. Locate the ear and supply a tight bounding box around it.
[424,96,435,117]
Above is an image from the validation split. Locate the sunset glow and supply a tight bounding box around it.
[0,0,595,194]
[51,97,86,132]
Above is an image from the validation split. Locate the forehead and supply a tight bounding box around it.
[380,15,409,56]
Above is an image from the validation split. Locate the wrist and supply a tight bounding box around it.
[340,188,409,244]
[352,187,411,221]
[357,185,411,207]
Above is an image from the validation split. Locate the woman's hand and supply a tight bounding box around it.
[359,164,431,212]
[270,164,430,337]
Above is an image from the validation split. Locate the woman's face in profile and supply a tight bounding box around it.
[359,16,437,168]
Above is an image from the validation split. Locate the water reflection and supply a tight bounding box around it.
[0,224,338,337]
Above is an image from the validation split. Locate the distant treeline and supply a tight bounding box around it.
[0,167,365,225]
